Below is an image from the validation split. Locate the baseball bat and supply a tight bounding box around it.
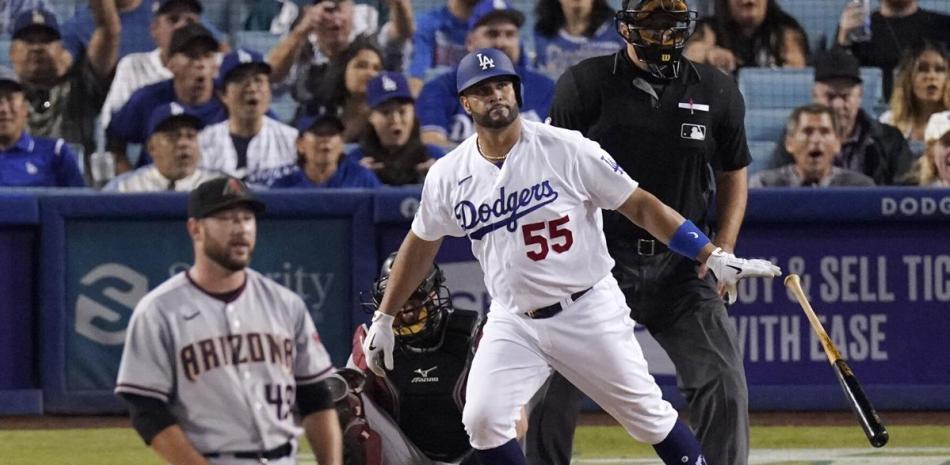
[784,274,889,448]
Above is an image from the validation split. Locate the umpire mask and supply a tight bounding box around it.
[615,0,697,80]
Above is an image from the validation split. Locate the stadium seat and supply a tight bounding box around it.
[775,0,844,53]
[270,92,298,124]
[738,67,885,116]
[231,31,282,55]
[747,140,777,176]
[0,39,10,68]
[745,108,790,142]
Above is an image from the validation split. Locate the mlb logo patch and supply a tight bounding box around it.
[681,123,706,141]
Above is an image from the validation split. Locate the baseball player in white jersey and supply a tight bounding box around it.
[115,176,342,465]
[362,48,782,465]
[199,49,298,189]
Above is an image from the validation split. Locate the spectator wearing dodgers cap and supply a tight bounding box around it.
[904,111,950,186]
[346,71,447,185]
[104,102,222,192]
[198,48,299,189]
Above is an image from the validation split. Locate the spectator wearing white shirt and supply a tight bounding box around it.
[105,101,221,192]
[199,48,298,188]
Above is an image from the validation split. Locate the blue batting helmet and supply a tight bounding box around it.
[456,48,523,107]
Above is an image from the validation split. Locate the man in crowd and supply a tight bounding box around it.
[836,0,950,98]
[752,104,875,187]
[407,0,478,93]
[769,49,913,185]
[10,4,119,171]
[417,0,553,149]
[104,102,220,192]
[107,22,221,172]
[199,48,298,188]
[0,66,84,187]
[100,0,229,130]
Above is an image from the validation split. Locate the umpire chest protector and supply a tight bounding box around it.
[369,309,481,462]
[551,51,750,242]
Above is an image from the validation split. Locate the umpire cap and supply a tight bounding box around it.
[188,177,265,218]
[456,48,523,107]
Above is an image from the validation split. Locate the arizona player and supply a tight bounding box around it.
[115,177,342,465]
[362,48,782,465]
[339,253,486,465]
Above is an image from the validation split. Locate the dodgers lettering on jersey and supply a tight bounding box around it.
[115,270,333,453]
[411,120,638,313]
[198,117,299,188]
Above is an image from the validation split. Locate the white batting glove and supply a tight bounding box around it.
[705,247,782,305]
[362,311,395,376]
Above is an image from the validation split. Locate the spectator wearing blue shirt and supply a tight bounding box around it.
[0,67,84,187]
[348,71,445,186]
[272,110,381,188]
[533,0,624,81]
[106,22,221,172]
[417,0,555,149]
[407,0,478,93]
[60,0,227,62]
[10,5,119,174]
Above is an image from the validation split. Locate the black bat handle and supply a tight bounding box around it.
[833,359,889,448]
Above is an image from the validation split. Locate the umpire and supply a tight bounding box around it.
[528,1,752,465]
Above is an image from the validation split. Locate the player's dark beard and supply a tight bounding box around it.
[472,103,519,129]
[204,241,252,272]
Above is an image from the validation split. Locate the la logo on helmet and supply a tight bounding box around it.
[477,53,495,70]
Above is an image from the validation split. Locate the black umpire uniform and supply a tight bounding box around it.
[526,2,752,465]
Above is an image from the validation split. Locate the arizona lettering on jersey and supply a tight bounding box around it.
[411,120,637,313]
[179,332,295,382]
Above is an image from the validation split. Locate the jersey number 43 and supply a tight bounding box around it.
[521,215,573,261]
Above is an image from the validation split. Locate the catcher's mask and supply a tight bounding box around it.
[371,252,451,345]
[615,0,698,80]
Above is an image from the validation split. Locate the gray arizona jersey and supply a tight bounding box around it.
[115,269,333,453]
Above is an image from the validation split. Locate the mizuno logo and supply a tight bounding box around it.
[414,366,437,377]
[411,366,439,383]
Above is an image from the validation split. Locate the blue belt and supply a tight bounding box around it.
[524,287,592,319]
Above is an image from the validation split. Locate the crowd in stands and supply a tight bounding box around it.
[0,0,947,190]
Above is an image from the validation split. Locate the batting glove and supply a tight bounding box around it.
[705,247,783,305]
[362,311,396,377]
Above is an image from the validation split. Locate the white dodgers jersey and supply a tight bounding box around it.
[115,269,334,453]
[411,119,638,313]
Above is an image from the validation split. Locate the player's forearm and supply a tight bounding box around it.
[302,409,343,465]
[713,168,748,252]
[377,232,443,315]
[616,189,715,262]
[151,425,213,465]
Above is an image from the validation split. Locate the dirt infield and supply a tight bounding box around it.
[3,411,949,430]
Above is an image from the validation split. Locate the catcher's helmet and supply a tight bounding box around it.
[615,0,698,80]
[456,47,523,107]
[372,252,451,345]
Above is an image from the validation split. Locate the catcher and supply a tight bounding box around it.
[330,253,523,465]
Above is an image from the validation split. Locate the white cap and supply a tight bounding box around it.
[924,111,950,143]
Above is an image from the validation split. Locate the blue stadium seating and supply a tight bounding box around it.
[747,140,777,175]
[737,67,885,115]
[270,92,298,124]
[231,30,282,55]
[0,39,10,68]
[744,108,789,142]
[775,0,844,52]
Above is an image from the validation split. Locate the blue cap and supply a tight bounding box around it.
[12,8,60,40]
[365,72,413,109]
[295,105,344,135]
[456,48,523,106]
[467,0,524,32]
[146,102,204,139]
[0,66,23,91]
[217,48,271,88]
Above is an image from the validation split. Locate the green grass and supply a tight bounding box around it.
[1,425,949,464]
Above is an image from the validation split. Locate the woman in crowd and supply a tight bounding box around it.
[348,71,445,185]
[880,40,949,157]
[303,36,383,143]
[684,0,807,73]
[903,111,950,187]
[533,0,623,80]
[273,111,381,188]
